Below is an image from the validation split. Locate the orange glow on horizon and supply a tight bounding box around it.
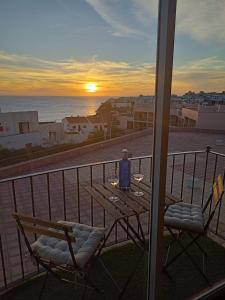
[1,53,223,97]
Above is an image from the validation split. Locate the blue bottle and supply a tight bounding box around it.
[119,149,131,191]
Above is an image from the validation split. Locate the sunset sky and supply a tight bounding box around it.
[0,0,225,96]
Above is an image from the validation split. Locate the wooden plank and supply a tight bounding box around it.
[19,224,76,242]
[93,184,135,216]
[104,183,146,214]
[118,184,150,211]
[130,181,152,205]
[12,212,73,232]
[85,186,123,219]
[130,183,151,204]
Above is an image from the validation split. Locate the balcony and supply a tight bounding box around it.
[0,148,225,299]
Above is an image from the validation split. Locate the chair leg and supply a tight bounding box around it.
[164,230,181,265]
[188,233,208,257]
[165,229,211,286]
[118,249,145,300]
[99,257,121,292]
[39,270,49,300]
[81,272,101,300]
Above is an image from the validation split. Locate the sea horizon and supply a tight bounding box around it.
[0,95,110,122]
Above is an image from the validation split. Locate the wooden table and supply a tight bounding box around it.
[85,179,179,299]
[86,179,178,234]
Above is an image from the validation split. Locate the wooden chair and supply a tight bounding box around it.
[164,174,224,284]
[12,213,106,299]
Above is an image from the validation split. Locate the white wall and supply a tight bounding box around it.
[0,132,42,149]
[181,108,198,121]
[0,111,39,137]
[62,118,107,143]
[39,122,64,145]
[0,112,66,149]
[63,119,94,136]
[64,132,87,144]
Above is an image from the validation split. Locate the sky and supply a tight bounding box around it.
[0,0,225,96]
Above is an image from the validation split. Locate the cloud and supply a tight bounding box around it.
[85,0,145,38]
[0,52,224,96]
[0,51,155,96]
[173,57,225,93]
[131,0,225,42]
[176,0,225,42]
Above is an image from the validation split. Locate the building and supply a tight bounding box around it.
[182,91,225,105]
[181,105,225,130]
[117,101,181,130]
[0,111,64,149]
[39,122,64,146]
[0,111,42,149]
[62,115,108,143]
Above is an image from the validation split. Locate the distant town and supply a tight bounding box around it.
[0,91,225,152]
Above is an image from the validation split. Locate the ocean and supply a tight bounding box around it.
[0,96,109,122]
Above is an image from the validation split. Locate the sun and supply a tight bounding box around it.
[86,82,97,93]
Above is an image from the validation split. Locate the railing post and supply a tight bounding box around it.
[147,1,177,299]
[201,146,211,207]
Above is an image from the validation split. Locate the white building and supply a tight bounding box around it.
[181,105,225,130]
[62,115,108,144]
[0,111,42,149]
[39,122,64,146]
[0,111,64,149]
[182,91,225,105]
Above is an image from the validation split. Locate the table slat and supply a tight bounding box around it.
[85,186,123,220]
[104,183,146,214]
[93,184,135,217]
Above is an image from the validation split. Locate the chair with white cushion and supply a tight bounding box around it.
[164,174,224,284]
[12,213,106,300]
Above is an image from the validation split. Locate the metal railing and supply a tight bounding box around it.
[0,147,224,293]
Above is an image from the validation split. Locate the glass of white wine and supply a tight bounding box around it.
[108,176,119,202]
[133,173,144,196]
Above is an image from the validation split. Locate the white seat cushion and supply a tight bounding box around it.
[31,221,106,268]
[164,202,204,233]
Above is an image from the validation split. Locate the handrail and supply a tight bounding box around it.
[209,151,225,158]
[0,149,207,183]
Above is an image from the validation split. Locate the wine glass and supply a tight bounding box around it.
[133,173,144,196]
[108,176,119,202]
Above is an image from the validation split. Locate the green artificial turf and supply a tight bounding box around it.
[2,236,225,300]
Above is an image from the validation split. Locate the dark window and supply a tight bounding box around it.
[49,132,57,143]
[19,122,30,134]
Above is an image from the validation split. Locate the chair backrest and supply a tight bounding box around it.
[203,174,224,231]
[12,213,77,267]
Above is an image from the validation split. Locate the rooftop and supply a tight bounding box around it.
[20,128,225,175]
